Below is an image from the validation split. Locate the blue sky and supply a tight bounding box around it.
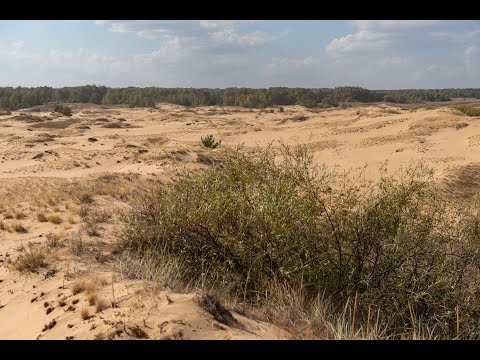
[0,20,479,89]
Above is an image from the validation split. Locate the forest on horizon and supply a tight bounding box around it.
[2,85,480,111]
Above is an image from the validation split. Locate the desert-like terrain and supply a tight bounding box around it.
[1,102,480,339]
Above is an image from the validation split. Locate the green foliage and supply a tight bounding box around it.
[53,104,72,116]
[2,85,480,111]
[102,122,123,128]
[121,145,480,339]
[201,134,221,149]
[452,105,480,117]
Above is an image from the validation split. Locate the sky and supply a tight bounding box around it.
[0,20,479,89]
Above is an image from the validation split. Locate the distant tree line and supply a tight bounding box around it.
[1,85,480,110]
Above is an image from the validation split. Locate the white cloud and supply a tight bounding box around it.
[211,29,278,47]
[12,41,24,49]
[464,46,480,69]
[354,20,442,30]
[92,20,280,48]
[326,31,392,56]
[135,37,186,64]
[326,20,480,58]
[265,57,320,75]
[200,20,253,29]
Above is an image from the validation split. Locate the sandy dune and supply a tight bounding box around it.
[1,102,480,339]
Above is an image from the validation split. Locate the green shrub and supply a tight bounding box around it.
[452,105,480,117]
[201,134,221,149]
[102,122,123,128]
[120,145,480,339]
[53,104,72,116]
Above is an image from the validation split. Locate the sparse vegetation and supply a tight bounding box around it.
[95,299,107,313]
[53,104,72,117]
[67,230,85,256]
[15,211,27,220]
[37,213,48,223]
[67,213,76,224]
[11,222,27,233]
[78,193,94,204]
[121,145,480,339]
[72,281,86,295]
[381,108,401,114]
[102,122,123,128]
[452,105,480,117]
[82,216,100,236]
[13,247,47,272]
[87,293,97,306]
[201,134,221,149]
[47,214,62,224]
[45,232,61,248]
[80,308,90,320]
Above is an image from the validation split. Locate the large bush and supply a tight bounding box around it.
[53,104,72,116]
[120,145,480,338]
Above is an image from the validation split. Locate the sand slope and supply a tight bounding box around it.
[2,103,480,339]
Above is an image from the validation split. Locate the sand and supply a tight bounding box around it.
[1,102,480,339]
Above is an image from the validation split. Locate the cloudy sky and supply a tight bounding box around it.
[0,20,479,89]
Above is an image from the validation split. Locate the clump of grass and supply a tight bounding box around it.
[381,108,401,114]
[80,308,90,320]
[82,216,100,236]
[67,214,76,224]
[452,105,480,117]
[95,299,107,313]
[120,145,480,339]
[15,211,27,220]
[201,134,221,149]
[67,230,85,256]
[45,232,61,248]
[87,293,97,306]
[13,247,47,272]
[37,213,48,223]
[72,281,86,295]
[102,122,123,128]
[47,214,62,224]
[78,193,94,204]
[11,222,28,233]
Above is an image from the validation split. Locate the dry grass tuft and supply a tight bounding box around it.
[67,230,85,256]
[47,214,62,224]
[15,211,27,220]
[80,308,90,320]
[67,213,76,224]
[11,222,28,233]
[95,298,108,313]
[45,232,61,248]
[78,193,94,204]
[37,213,48,223]
[72,281,86,295]
[87,293,97,306]
[13,247,47,272]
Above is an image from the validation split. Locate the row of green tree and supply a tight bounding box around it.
[1,85,480,110]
